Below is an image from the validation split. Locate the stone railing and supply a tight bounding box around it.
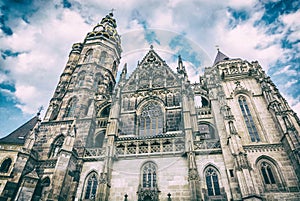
[194,139,221,152]
[38,159,57,169]
[83,148,105,159]
[196,107,212,118]
[115,137,185,157]
[97,119,108,128]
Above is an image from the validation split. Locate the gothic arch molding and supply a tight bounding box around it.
[81,170,99,200]
[136,97,165,115]
[255,155,286,192]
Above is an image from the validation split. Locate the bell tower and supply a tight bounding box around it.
[17,12,123,201]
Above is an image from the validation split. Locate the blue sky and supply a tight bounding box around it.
[0,0,299,138]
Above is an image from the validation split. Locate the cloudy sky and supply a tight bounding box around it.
[0,0,299,138]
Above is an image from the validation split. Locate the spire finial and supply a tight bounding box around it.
[150,44,153,50]
[215,45,220,51]
[110,8,116,15]
[37,106,44,116]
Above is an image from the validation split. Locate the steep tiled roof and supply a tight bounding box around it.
[0,116,39,145]
[213,50,229,65]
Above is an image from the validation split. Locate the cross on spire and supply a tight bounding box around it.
[37,106,44,116]
[110,8,116,14]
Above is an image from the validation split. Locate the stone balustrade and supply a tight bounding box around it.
[115,137,185,157]
[193,139,221,153]
[83,147,105,159]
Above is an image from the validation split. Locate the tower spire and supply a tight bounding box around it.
[213,49,229,65]
[177,55,187,76]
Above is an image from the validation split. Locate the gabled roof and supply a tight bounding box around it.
[213,49,229,65]
[122,47,181,92]
[0,116,39,145]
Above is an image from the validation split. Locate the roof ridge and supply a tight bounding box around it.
[0,115,39,145]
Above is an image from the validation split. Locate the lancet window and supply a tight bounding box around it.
[141,162,157,188]
[84,49,93,63]
[84,172,98,200]
[238,96,260,142]
[205,167,221,196]
[65,97,78,118]
[49,135,65,158]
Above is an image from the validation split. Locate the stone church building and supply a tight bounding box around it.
[1,12,300,201]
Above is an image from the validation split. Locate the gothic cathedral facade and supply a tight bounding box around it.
[1,12,300,201]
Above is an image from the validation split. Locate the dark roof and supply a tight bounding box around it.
[0,116,39,145]
[213,50,229,65]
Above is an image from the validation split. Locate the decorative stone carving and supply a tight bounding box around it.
[137,185,160,201]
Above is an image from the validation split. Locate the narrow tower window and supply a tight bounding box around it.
[141,162,157,188]
[0,158,12,173]
[84,172,98,200]
[205,167,221,196]
[139,102,163,136]
[261,162,276,184]
[77,71,86,87]
[238,96,260,142]
[84,49,93,63]
[65,97,78,118]
[49,136,65,158]
[99,51,107,65]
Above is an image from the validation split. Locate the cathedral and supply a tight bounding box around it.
[1,12,300,201]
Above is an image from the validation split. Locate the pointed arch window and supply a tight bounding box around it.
[238,96,260,142]
[141,162,157,188]
[257,159,285,191]
[205,167,220,196]
[99,51,107,65]
[77,71,86,87]
[139,102,163,136]
[84,172,98,200]
[49,136,65,158]
[261,162,276,185]
[0,158,12,173]
[65,97,78,118]
[84,49,93,63]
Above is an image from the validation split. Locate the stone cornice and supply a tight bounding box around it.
[243,143,283,153]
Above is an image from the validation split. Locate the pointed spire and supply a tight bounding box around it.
[120,63,127,81]
[177,55,187,76]
[88,12,120,45]
[213,49,229,65]
[178,55,183,70]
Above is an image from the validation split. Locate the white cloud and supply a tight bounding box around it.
[273,65,297,76]
[1,0,299,124]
